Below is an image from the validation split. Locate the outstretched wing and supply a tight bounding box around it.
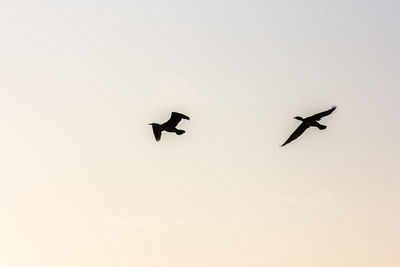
[309,106,336,121]
[281,123,308,147]
[164,112,190,128]
[152,125,162,141]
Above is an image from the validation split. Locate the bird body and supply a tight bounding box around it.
[149,112,190,141]
[281,106,336,146]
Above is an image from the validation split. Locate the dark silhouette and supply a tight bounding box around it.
[149,112,190,141]
[281,106,336,147]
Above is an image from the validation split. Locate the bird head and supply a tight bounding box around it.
[294,116,304,121]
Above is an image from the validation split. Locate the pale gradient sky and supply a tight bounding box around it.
[1,1,399,267]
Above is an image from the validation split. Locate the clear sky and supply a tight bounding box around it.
[1,1,399,266]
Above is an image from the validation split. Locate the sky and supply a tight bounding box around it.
[0,1,399,266]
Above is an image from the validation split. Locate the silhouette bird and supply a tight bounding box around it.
[281,106,336,147]
[149,112,190,141]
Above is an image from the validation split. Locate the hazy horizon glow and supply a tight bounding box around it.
[1,1,399,266]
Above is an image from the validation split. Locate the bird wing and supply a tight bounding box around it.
[164,112,190,128]
[309,106,336,121]
[281,123,308,146]
[152,125,162,141]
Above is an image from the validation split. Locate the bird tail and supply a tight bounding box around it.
[175,130,185,135]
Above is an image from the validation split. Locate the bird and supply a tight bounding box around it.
[281,106,336,147]
[149,112,190,141]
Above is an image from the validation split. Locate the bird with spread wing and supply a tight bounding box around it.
[281,106,336,147]
[149,112,190,141]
